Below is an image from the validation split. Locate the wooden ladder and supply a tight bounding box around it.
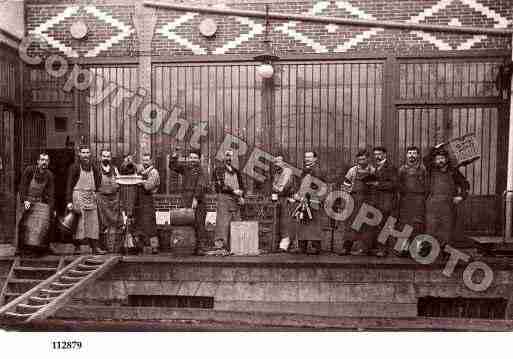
[0,255,120,322]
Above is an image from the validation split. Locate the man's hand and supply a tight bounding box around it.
[24,201,31,210]
[238,197,245,206]
[293,193,301,201]
[233,189,243,197]
[453,196,464,205]
[192,198,198,209]
[66,203,74,211]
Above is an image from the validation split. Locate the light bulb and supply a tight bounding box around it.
[257,63,274,79]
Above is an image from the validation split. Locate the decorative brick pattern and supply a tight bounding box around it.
[25,0,513,58]
[26,3,137,58]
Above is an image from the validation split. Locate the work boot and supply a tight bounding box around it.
[89,239,106,255]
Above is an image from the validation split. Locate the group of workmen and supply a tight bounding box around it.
[271,145,470,256]
[17,142,469,258]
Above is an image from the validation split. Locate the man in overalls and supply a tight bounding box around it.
[134,153,160,254]
[96,149,121,253]
[398,146,427,255]
[169,148,208,253]
[66,145,105,255]
[19,152,55,256]
[424,147,469,248]
[341,149,376,255]
[213,150,245,252]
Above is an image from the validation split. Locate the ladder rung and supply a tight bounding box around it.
[5,311,32,318]
[17,303,45,311]
[40,288,66,295]
[29,296,54,304]
[68,269,94,276]
[77,264,100,270]
[60,275,82,283]
[14,266,56,272]
[51,282,74,289]
[85,257,106,265]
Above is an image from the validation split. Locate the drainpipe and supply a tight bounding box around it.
[506,35,513,243]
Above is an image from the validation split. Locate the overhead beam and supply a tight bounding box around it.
[144,2,513,36]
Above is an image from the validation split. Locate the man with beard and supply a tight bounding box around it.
[66,145,105,255]
[293,151,325,255]
[424,146,469,248]
[397,146,427,255]
[96,149,121,253]
[134,153,161,254]
[213,150,245,252]
[341,149,376,256]
[19,153,55,256]
[271,155,296,252]
[169,148,208,253]
[367,146,398,257]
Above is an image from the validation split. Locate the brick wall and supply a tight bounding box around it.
[24,0,513,59]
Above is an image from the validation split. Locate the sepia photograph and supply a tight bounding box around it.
[0,0,512,353]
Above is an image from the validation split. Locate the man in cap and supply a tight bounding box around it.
[271,155,296,252]
[341,149,376,255]
[424,146,469,248]
[293,151,325,255]
[169,148,208,253]
[212,150,245,252]
[134,153,161,254]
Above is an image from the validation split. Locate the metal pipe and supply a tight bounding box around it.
[505,35,513,242]
[144,1,513,36]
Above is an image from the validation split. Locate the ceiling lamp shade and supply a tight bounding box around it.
[257,63,274,79]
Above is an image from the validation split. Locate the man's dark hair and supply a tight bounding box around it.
[406,146,420,154]
[356,148,369,158]
[372,146,387,153]
[39,152,49,159]
[78,144,90,152]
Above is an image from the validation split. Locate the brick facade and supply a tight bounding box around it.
[25,0,512,59]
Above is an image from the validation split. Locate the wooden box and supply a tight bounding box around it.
[445,133,480,167]
[230,221,259,255]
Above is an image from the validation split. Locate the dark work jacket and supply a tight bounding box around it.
[66,162,102,203]
[423,150,470,199]
[426,167,470,199]
[295,162,327,210]
[169,155,208,204]
[213,164,245,197]
[398,162,427,195]
[20,166,55,210]
[370,160,398,214]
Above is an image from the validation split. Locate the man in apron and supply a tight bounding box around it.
[134,153,160,254]
[213,150,245,252]
[97,149,121,253]
[272,155,296,252]
[398,146,427,255]
[169,148,208,253]
[424,147,469,249]
[341,149,376,256]
[19,153,55,256]
[293,151,326,255]
[66,145,105,255]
